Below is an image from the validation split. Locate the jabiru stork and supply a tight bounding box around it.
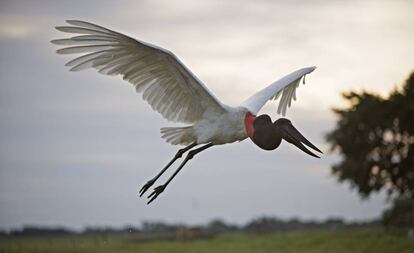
[52,20,322,204]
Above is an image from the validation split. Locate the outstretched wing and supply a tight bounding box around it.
[241,67,316,115]
[52,20,226,123]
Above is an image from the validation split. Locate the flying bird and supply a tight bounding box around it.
[52,20,322,204]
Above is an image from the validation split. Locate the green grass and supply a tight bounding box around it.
[1,229,413,253]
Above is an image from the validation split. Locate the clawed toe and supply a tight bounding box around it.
[147,185,166,204]
[139,179,155,197]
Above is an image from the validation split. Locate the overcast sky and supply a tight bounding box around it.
[1,0,413,230]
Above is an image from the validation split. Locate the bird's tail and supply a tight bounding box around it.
[160,126,196,145]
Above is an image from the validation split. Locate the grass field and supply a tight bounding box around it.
[1,229,413,253]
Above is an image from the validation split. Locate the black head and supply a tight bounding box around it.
[246,113,323,157]
[250,114,282,151]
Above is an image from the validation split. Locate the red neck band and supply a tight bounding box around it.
[244,112,256,139]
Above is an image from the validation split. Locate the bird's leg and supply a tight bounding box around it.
[147,143,214,204]
[139,142,197,197]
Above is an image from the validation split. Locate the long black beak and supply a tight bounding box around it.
[274,118,323,158]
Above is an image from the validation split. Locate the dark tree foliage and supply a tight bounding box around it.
[207,219,238,233]
[382,197,414,228]
[327,71,414,198]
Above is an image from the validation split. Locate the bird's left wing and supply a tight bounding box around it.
[241,67,316,115]
[52,20,226,123]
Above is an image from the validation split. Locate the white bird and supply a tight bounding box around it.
[52,20,322,204]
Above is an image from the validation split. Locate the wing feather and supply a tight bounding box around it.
[241,67,316,115]
[52,20,226,123]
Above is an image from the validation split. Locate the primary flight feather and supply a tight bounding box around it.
[52,20,322,204]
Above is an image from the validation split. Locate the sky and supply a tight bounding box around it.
[1,0,413,230]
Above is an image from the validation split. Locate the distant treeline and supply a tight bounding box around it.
[0,216,379,238]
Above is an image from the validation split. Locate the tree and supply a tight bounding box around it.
[326,71,414,198]
[382,197,414,228]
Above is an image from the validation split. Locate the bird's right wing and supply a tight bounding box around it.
[241,67,316,115]
[52,20,226,123]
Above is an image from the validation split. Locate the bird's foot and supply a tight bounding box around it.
[147,185,166,204]
[139,179,156,197]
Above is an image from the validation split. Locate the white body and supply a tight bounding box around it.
[193,105,249,145]
[52,20,316,146]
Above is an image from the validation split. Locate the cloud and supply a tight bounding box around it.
[0,23,32,39]
[0,15,35,39]
[2,0,413,230]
